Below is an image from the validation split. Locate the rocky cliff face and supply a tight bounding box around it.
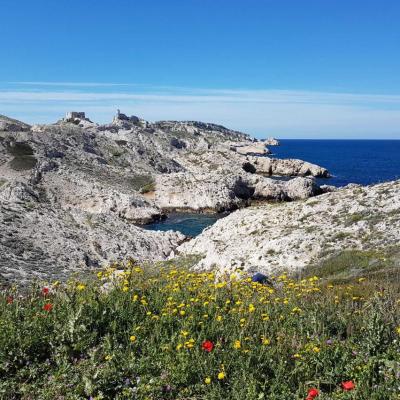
[176,180,400,276]
[0,113,330,283]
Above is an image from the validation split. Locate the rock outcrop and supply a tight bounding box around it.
[0,115,31,132]
[0,181,184,285]
[262,137,280,146]
[228,141,271,156]
[252,176,321,201]
[176,180,400,275]
[248,156,330,177]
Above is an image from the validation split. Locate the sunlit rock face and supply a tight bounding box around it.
[0,112,330,283]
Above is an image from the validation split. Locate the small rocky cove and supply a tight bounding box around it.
[1,112,398,285]
[144,212,227,237]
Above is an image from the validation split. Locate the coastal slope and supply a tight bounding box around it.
[176,180,400,277]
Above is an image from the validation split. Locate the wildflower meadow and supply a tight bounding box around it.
[1,260,399,399]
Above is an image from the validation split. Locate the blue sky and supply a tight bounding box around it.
[1,0,400,138]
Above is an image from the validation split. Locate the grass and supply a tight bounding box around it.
[304,249,400,284]
[140,181,156,194]
[6,142,37,171]
[126,174,155,192]
[8,156,37,171]
[1,260,399,400]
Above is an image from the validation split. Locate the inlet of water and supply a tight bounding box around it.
[144,212,226,237]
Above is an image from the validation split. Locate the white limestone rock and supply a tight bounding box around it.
[176,180,400,275]
[248,156,330,177]
[262,137,280,146]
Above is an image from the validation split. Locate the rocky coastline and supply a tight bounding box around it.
[2,112,397,285]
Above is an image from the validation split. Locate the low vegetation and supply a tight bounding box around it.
[7,141,37,171]
[126,174,155,192]
[1,261,399,399]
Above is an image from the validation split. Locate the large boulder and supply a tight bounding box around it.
[253,177,321,201]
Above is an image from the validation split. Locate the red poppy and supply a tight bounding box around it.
[42,287,50,296]
[341,380,355,391]
[201,340,214,352]
[6,296,14,304]
[43,303,53,312]
[307,388,319,398]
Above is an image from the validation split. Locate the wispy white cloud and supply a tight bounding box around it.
[1,82,400,138]
[7,81,140,87]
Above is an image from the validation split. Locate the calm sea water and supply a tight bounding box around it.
[146,140,400,236]
[273,139,400,187]
[143,213,225,237]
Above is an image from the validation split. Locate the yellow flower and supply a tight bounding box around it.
[76,284,86,291]
[104,355,113,361]
[176,343,183,350]
[180,310,186,316]
[205,377,211,384]
[261,337,270,346]
[217,371,225,380]
[184,338,195,349]
[233,340,241,349]
[180,330,189,337]
[122,286,129,292]
[132,294,138,302]
[248,304,255,313]
[293,353,302,359]
[129,335,137,343]
[216,315,223,321]
[396,326,400,335]
[312,346,320,353]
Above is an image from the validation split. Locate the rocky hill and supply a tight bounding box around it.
[176,180,400,278]
[0,112,330,284]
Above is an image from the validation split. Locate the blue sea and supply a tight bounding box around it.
[273,139,400,187]
[146,140,400,236]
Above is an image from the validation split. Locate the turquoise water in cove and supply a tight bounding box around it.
[143,213,225,237]
[146,140,400,236]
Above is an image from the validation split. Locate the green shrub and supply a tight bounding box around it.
[7,142,37,171]
[0,263,399,399]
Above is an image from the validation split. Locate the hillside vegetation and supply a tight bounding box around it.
[1,260,399,400]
